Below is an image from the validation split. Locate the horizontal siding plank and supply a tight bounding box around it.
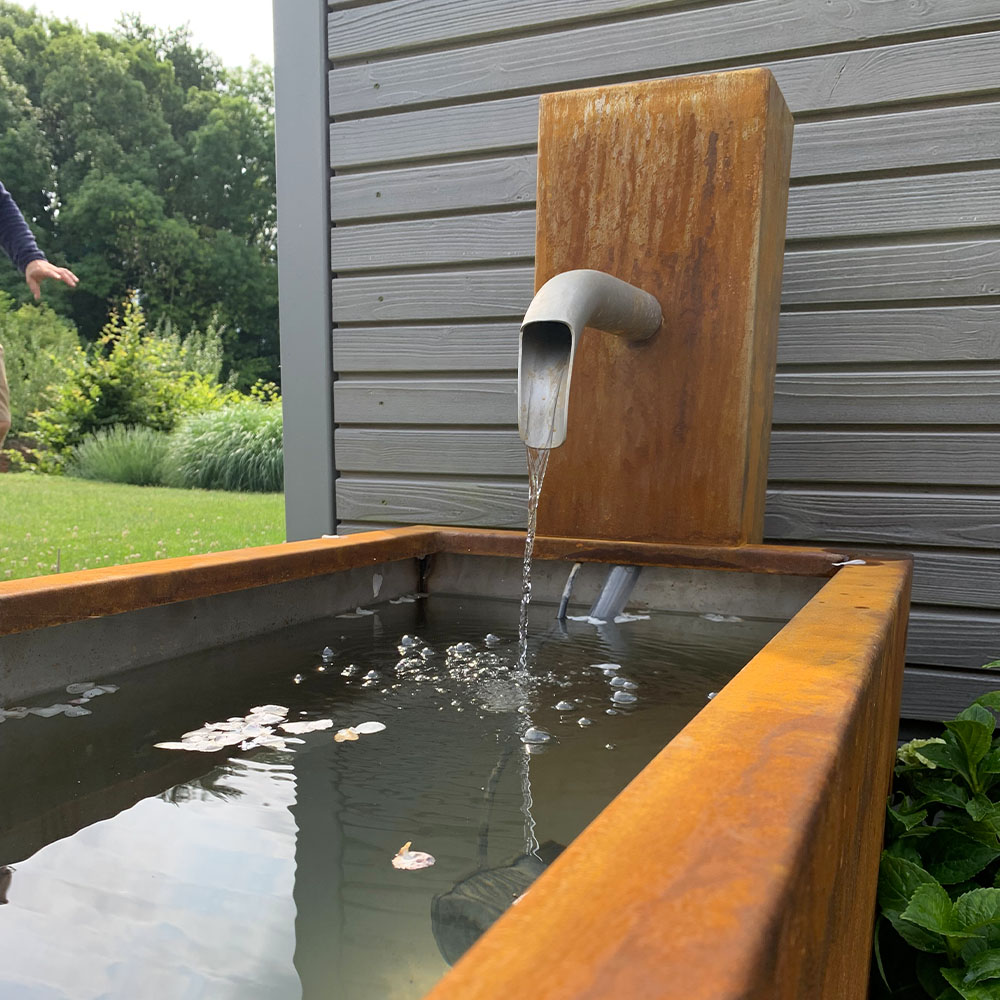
[332,307,1000,371]
[334,377,515,423]
[334,323,518,371]
[332,87,1000,173]
[335,427,1000,487]
[330,174,1000,270]
[336,475,527,527]
[781,239,1000,305]
[331,155,538,221]
[329,9,1000,116]
[331,239,1000,322]
[901,667,1000,721]
[765,489,1000,549]
[331,107,1000,218]
[776,307,1000,365]
[328,0,693,60]
[768,431,1000,486]
[332,267,531,322]
[773,372,1000,424]
[907,610,1000,668]
[911,551,1000,610]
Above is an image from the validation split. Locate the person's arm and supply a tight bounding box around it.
[0,181,77,299]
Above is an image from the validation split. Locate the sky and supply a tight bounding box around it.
[31,0,274,68]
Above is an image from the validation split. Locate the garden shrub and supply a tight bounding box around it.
[30,299,234,470]
[874,668,1000,999]
[65,424,171,486]
[163,388,283,492]
[0,291,80,437]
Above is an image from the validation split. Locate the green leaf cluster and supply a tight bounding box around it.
[875,688,1000,998]
[0,4,277,386]
[29,298,234,470]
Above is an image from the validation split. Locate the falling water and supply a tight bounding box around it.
[517,445,551,673]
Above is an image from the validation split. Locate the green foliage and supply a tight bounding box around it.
[874,680,1000,998]
[0,290,79,434]
[30,299,232,469]
[0,4,277,385]
[65,424,170,486]
[163,390,283,492]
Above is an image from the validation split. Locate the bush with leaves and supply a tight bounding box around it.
[65,424,170,486]
[0,290,80,437]
[30,299,233,470]
[874,667,1000,999]
[162,385,283,492]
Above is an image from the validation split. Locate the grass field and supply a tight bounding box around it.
[0,474,285,581]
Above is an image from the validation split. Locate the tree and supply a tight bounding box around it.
[0,4,278,386]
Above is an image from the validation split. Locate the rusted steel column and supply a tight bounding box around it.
[534,69,793,545]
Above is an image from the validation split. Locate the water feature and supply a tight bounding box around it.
[0,593,787,999]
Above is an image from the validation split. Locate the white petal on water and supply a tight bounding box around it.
[389,596,416,604]
[68,698,90,705]
[98,684,120,694]
[63,705,93,718]
[832,558,867,567]
[251,705,289,716]
[28,705,73,718]
[81,688,106,699]
[521,727,551,744]
[65,682,96,694]
[240,723,267,738]
[1,707,29,719]
[280,719,335,735]
[245,711,286,726]
[700,613,744,623]
[353,721,386,735]
[613,613,650,624]
[567,615,607,625]
[591,663,621,671]
[154,741,197,751]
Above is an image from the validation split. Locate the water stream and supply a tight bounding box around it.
[516,445,551,674]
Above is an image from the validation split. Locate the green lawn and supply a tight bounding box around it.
[0,474,285,581]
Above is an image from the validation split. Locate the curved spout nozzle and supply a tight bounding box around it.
[518,269,662,449]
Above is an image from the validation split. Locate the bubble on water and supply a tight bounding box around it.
[604,743,617,751]
[484,634,501,646]
[610,676,637,690]
[605,708,619,716]
[321,646,334,661]
[591,663,620,672]
[612,691,637,705]
[577,717,593,727]
[316,664,327,673]
[363,670,380,681]
[521,727,551,744]
[400,634,417,647]
[517,705,529,715]
[707,691,718,700]
[554,700,574,711]
[447,642,476,656]
[342,665,357,677]
[293,674,305,684]
[420,647,434,659]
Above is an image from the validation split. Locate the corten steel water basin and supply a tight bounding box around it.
[0,526,910,1000]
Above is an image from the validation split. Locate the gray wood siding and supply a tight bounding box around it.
[324,0,1000,679]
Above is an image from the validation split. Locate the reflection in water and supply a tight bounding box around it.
[0,595,787,999]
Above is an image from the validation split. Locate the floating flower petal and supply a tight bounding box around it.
[392,842,435,870]
[280,719,335,735]
[334,728,360,742]
[353,721,386,735]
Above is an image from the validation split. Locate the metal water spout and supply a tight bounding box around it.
[517,269,662,449]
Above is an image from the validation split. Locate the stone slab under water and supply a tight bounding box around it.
[0,595,787,1000]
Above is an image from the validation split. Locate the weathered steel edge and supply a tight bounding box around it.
[425,559,912,1000]
[0,524,901,638]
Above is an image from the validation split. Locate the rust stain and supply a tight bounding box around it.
[534,70,793,546]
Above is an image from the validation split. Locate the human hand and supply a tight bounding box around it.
[25,259,79,301]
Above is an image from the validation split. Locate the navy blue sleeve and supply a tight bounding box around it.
[0,180,45,273]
